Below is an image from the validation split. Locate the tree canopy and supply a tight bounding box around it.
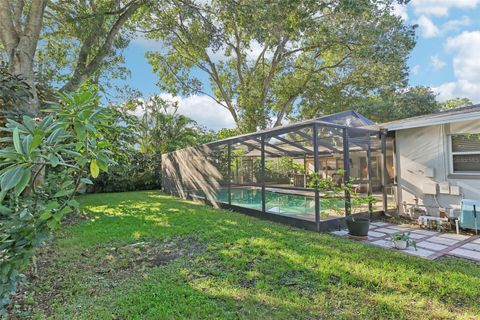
[143,0,415,132]
[0,0,146,112]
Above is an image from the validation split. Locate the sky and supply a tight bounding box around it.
[118,0,480,130]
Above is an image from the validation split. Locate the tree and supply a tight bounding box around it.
[0,0,145,113]
[440,97,472,110]
[46,0,144,93]
[136,95,199,154]
[144,0,414,132]
[352,86,440,123]
[0,0,47,112]
[133,95,202,184]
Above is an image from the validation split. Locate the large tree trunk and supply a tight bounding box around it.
[8,48,40,113]
[0,0,47,114]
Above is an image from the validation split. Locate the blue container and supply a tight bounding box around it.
[459,199,480,231]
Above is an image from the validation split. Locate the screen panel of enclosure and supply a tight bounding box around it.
[162,117,390,229]
[262,124,315,221]
[346,128,385,214]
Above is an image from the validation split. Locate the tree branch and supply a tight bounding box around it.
[0,0,19,53]
[61,0,142,92]
[22,0,48,59]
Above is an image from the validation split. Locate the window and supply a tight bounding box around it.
[450,134,480,174]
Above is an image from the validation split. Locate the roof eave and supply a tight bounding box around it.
[381,111,480,131]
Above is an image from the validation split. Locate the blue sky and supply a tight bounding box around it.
[119,0,480,130]
[401,0,480,103]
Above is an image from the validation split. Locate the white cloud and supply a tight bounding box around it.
[443,16,471,31]
[411,0,480,17]
[131,93,236,131]
[433,31,480,102]
[411,64,420,75]
[445,31,480,82]
[176,95,236,130]
[392,3,408,21]
[430,55,446,70]
[131,33,166,52]
[415,15,440,38]
[415,15,471,38]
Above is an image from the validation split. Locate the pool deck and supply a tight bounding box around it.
[331,221,480,262]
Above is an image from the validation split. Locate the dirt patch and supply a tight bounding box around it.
[61,210,89,227]
[8,236,205,319]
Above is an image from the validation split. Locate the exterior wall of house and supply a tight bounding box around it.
[395,119,480,217]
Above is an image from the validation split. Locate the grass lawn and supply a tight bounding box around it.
[13,191,480,319]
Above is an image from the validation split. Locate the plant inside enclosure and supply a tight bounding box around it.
[0,90,113,315]
[309,170,376,215]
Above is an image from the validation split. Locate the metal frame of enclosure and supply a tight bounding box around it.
[162,111,396,231]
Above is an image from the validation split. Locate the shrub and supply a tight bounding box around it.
[0,90,113,315]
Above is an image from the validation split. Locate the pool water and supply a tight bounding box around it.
[193,188,345,219]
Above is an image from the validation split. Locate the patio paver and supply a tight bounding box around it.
[330,221,480,262]
[438,233,471,240]
[416,241,448,251]
[371,222,390,227]
[410,229,438,236]
[460,243,480,252]
[409,233,429,240]
[368,231,387,238]
[428,236,460,246]
[375,227,403,234]
[449,248,480,261]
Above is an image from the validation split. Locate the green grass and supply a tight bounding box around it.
[14,191,480,319]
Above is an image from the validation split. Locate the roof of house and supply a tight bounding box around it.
[379,104,480,131]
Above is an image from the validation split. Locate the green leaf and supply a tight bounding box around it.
[1,166,25,191]
[48,154,60,167]
[67,199,80,208]
[53,207,72,221]
[46,219,59,229]
[30,134,43,151]
[90,159,99,178]
[22,116,35,133]
[45,200,59,210]
[0,205,12,215]
[14,169,31,197]
[39,210,52,221]
[53,189,73,198]
[81,178,93,185]
[22,135,32,156]
[60,180,73,189]
[13,127,22,154]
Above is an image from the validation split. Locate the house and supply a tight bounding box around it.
[162,106,480,231]
[381,105,480,219]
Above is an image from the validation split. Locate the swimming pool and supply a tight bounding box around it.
[193,187,345,220]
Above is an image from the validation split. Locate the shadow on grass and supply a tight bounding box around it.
[47,190,480,319]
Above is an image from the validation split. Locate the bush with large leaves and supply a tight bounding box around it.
[0,90,113,314]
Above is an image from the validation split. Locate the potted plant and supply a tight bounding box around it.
[389,232,417,250]
[309,170,376,237]
[345,191,376,237]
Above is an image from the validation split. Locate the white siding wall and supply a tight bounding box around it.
[395,119,480,217]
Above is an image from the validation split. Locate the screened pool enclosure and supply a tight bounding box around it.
[162,111,395,231]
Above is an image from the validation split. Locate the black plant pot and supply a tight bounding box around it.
[345,216,370,237]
